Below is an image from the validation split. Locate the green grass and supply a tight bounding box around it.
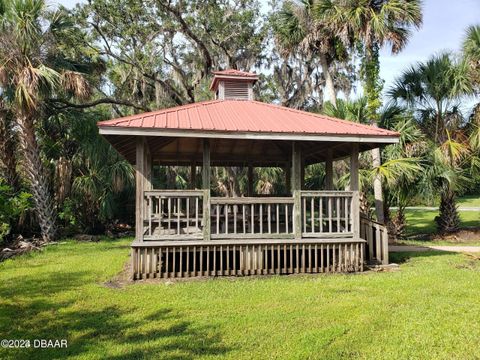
[2,239,480,359]
[457,195,480,208]
[398,238,480,246]
[403,209,480,236]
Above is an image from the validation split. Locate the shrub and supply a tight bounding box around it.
[0,179,31,243]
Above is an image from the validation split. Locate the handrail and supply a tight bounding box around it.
[211,196,294,205]
[300,190,354,197]
[360,215,384,227]
[144,189,204,197]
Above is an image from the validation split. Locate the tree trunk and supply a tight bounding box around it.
[16,114,57,242]
[372,147,385,224]
[0,110,19,191]
[436,189,460,233]
[319,54,336,107]
[387,206,406,242]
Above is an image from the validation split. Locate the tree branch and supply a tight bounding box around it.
[158,1,213,78]
[48,98,151,112]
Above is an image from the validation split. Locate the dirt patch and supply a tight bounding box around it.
[409,228,480,244]
[455,253,480,270]
[430,228,480,243]
[103,259,133,289]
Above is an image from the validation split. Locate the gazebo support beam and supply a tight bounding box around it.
[292,142,302,239]
[350,144,360,238]
[135,137,151,242]
[202,139,211,240]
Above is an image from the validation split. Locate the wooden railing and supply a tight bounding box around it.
[143,190,204,240]
[141,190,361,242]
[210,197,294,239]
[360,217,388,265]
[300,191,355,238]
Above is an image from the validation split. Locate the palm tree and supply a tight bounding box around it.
[315,0,422,223]
[463,25,480,129]
[0,0,90,241]
[389,53,473,143]
[272,0,349,106]
[0,101,19,191]
[389,53,474,232]
[462,25,480,90]
[323,97,369,123]
[69,112,134,232]
[378,114,425,238]
[324,97,422,234]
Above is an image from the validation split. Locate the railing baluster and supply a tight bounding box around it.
[225,204,229,235]
[195,197,199,229]
[234,205,237,234]
[243,204,246,234]
[148,195,152,236]
[259,204,263,234]
[285,204,289,233]
[216,204,220,235]
[310,197,314,233]
[177,197,181,235]
[319,197,323,233]
[186,197,190,235]
[344,197,349,232]
[276,204,280,234]
[251,204,254,234]
[268,204,271,234]
[328,197,332,233]
[168,197,171,231]
[158,196,162,231]
[303,196,307,233]
[336,197,340,232]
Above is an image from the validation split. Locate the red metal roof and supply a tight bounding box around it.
[98,100,399,138]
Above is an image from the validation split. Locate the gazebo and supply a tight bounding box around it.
[98,70,398,279]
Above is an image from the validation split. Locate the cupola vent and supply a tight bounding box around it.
[210,69,258,100]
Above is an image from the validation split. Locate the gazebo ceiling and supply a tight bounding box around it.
[103,135,381,166]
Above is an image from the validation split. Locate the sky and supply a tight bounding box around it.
[57,0,479,100]
[378,0,480,93]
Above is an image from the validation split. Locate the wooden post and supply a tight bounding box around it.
[350,143,360,239]
[144,142,152,191]
[202,140,210,190]
[300,158,305,190]
[325,148,333,190]
[292,142,302,239]
[247,163,254,197]
[202,139,211,241]
[135,137,150,242]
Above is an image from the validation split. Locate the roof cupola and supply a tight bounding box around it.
[210,69,258,101]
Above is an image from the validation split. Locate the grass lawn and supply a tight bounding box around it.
[2,239,480,359]
[457,195,480,208]
[403,209,480,237]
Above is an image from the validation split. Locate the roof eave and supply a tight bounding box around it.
[98,126,400,144]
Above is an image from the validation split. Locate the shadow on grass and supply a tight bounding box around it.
[390,249,455,264]
[0,270,230,359]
